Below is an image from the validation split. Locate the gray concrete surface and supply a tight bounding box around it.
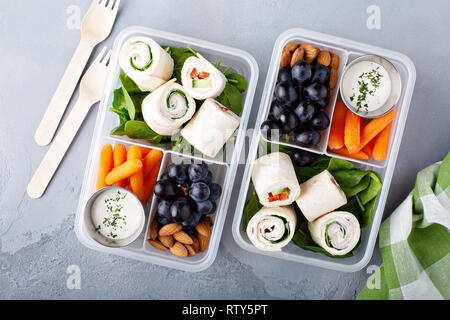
[1,0,449,299]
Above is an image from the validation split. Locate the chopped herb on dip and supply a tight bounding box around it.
[343,61,391,112]
[91,189,143,240]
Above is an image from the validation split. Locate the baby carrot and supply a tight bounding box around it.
[344,109,361,153]
[334,147,369,160]
[96,144,114,190]
[328,100,347,150]
[141,148,151,157]
[354,108,396,153]
[105,159,143,185]
[363,139,375,159]
[141,162,161,205]
[127,146,144,201]
[143,149,163,179]
[113,144,127,188]
[372,123,392,162]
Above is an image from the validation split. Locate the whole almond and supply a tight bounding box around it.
[329,68,338,89]
[331,53,340,69]
[300,43,315,50]
[280,50,292,69]
[191,235,200,252]
[159,235,174,248]
[170,242,188,257]
[148,239,167,251]
[159,223,182,237]
[283,41,299,53]
[290,47,304,68]
[149,218,158,240]
[185,244,196,257]
[305,47,320,64]
[203,216,213,226]
[317,50,331,67]
[198,234,210,252]
[173,231,194,245]
[195,220,212,238]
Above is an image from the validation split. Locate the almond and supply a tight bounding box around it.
[203,216,213,226]
[149,218,158,240]
[191,235,200,252]
[305,48,320,63]
[185,244,196,257]
[195,220,212,238]
[331,53,340,69]
[283,41,299,53]
[159,223,182,237]
[198,234,210,252]
[290,47,304,68]
[170,242,188,257]
[148,239,167,251]
[173,231,193,245]
[280,50,292,69]
[159,235,174,248]
[317,50,331,67]
[329,68,338,89]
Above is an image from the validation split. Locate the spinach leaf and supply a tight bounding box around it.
[216,83,243,115]
[124,120,169,145]
[110,124,126,136]
[242,192,263,232]
[226,73,248,93]
[119,73,138,120]
[164,46,197,83]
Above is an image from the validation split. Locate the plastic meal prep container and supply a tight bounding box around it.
[232,28,416,272]
[74,26,258,272]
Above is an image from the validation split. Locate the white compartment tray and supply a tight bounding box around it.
[232,28,416,272]
[74,26,258,272]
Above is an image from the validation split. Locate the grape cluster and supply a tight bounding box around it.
[261,60,331,147]
[154,162,222,230]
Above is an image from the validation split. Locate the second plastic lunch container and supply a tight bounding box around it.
[74,26,258,272]
[232,28,416,272]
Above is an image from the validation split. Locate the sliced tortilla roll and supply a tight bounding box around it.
[308,211,360,256]
[142,79,196,136]
[246,206,297,252]
[251,152,301,207]
[296,170,347,221]
[119,36,174,92]
[180,99,240,158]
[181,53,227,100]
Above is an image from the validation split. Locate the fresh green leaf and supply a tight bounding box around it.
[124,120,169,145]
[216,83,243,115]
[226,73,248,93]
[119,73,137,120]
[163,46,197,83]
[242,192,263,231]
[110,124,126,136]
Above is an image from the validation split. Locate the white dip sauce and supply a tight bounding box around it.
[91,189,143,240]
[342,61,391,112]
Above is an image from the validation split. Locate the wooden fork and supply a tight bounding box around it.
[34,0,120,146]
[27,47,112,199]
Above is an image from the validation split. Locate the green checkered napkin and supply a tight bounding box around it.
[358,151,450,300]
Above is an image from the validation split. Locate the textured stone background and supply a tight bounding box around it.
[0,0,449,299]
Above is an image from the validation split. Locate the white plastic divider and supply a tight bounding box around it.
[232,28,416,272]
[74,26,258,272]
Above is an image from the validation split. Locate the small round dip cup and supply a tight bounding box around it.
[83,186,145,247]
[340,54,402,118]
